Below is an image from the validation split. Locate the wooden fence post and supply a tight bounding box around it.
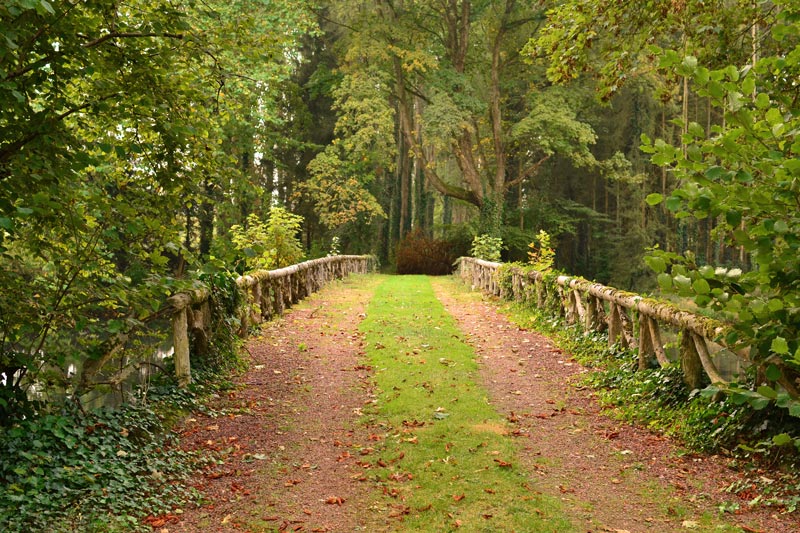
[680,329,704,390]
[637,311,652,370]
[173,308,191,387]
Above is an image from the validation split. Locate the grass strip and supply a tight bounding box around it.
[359,275,573,532]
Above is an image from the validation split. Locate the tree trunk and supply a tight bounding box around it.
[198,178,215,259]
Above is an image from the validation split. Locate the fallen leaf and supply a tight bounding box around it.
[325,496,345,506]
[681,521,699,529]
[388,505,410,518]
[452,493,465,502]
[494,459,512,468]
[221,514,233,524]
[484,488,495,494]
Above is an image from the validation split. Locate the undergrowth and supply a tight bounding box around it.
[0,368,237,532]
[504,302,800,514]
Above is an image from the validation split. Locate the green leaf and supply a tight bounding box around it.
[725,210,741,228]
[681,55,698,71]
[771,337,790,355]
[645,193,664,206]
[749,396,770,410]
[644,255,667,273]
[699,265,715,279]
[772,433,793,446]
[757,385,778,400]
[754,93,770,109]
[765,107,783,126]
[665,196,682,212]
[692,278,710,295]
[657,273,673,290]
[765,364,782,382]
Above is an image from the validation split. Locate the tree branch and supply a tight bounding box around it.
[81,32,184,49]
[504,154,551,190]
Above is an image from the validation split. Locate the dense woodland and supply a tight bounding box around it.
[2,0,800,452]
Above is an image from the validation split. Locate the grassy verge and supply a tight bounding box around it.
[359,275,573,532]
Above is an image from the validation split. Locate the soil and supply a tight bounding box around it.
[161,275,798,533]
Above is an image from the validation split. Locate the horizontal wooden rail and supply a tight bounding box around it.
[454,257,796,396]
[168,255,376,386]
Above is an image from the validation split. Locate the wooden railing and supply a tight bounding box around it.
[168,255,376,385]
[455,257,789,395]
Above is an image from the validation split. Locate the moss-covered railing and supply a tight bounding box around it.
[168,255,376,386]
[456,257,798,400]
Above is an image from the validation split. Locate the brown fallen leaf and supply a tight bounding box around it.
[452,493,465,502]
[494,459,512,468]
[484,488,496,494]
[388,505,411,518]
[324,496,345,506]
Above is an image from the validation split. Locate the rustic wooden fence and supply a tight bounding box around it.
[456,257,797,399]
[168,255,376,386]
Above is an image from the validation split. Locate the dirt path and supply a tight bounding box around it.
[168,274,795,533]
[430,276,794,533]
[170,275,381,533]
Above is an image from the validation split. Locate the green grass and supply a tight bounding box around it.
[359,275,573,532]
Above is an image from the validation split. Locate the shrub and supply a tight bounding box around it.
[470,234,502,262]
[396,229,457,275]
[230,206,304,272]
[528,230,555,272]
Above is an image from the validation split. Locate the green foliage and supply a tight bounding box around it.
[328,236,341,256]
[470,234,503,262]
[641,3,800,416]
[0,400,209,532]
[0,0,316,417]
[195,271,245,374]
[395,229,457,276]
[303,67,391,230]
[527,230,555,272]
[495,262,522,297]
[230,207,305,272]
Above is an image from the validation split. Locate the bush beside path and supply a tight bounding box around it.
[169,274,793,532]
